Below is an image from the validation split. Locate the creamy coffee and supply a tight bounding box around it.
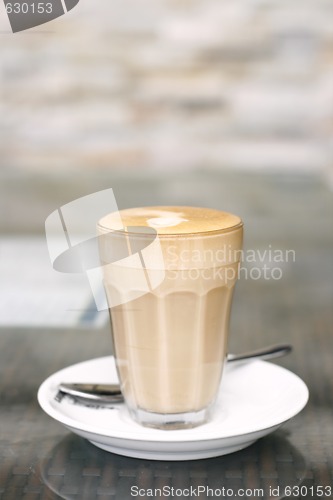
[98,206,243,429]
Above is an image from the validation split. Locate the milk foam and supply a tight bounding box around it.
[98,206,242,235]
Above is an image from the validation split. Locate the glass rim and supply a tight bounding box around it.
[97,220,243,238]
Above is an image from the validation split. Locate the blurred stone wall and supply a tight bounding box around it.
[0,0,332,177]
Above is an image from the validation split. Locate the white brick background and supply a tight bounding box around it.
[0,0,332,178]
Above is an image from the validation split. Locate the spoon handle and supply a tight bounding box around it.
[228,344,292,363]
[58,344,292,403]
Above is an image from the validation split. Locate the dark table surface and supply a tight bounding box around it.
[0,171,332,499]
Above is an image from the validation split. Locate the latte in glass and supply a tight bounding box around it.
[98,206,243,429]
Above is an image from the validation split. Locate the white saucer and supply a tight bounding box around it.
[38,356,308,461]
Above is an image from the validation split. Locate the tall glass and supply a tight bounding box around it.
[98,206,243,429]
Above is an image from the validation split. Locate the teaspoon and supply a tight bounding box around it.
[58,344,292,405]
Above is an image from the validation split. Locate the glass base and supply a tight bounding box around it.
[130,406,212,430]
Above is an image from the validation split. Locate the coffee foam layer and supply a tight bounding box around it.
[98,206,243,271]
[98,206,242,236]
